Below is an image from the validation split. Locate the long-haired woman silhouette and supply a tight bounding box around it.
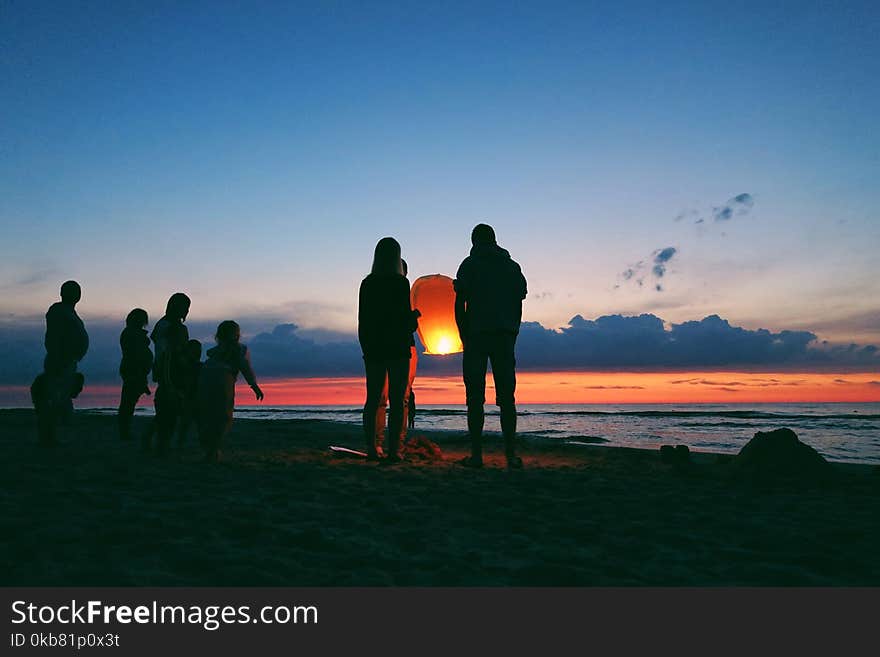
[358,237,419,462]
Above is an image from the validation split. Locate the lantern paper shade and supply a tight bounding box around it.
[411,274,464,355]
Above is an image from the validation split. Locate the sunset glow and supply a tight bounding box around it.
[7,371,875,409]
[241,372,880,405]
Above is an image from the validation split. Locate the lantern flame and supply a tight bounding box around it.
[435,334,455,355]
[411,275,464,356]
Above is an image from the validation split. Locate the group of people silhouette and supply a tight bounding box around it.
[33,223,528,468]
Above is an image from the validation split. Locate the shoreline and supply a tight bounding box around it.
[65,403,880,467]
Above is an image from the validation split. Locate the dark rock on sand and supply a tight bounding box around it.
[734,428,830,479]
[676,445,690,462]
[660,444,690,465]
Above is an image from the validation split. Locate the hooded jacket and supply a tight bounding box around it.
[150,316,190,387]
[454,243,527,336]
[119,327,153,383]
[44,302,89,373]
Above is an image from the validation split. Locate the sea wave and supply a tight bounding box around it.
[521,409,880,421]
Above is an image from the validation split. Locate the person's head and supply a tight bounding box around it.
[215,320,241,345]
[186,339,202,361]
[125,308,148,329]
[165,292,191,321]
[471,224,496,246]
[60,280,82,305]
[401,258,408,277]
[371,237,403,276]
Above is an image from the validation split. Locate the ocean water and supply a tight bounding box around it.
[224,402,880,464]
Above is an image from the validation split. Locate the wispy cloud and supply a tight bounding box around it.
[673,193,755,226]
[0,267,60,291]
[582,385,645,390]
[618,247,677,293]
[713,193,754,222]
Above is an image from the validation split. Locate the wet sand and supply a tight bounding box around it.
[1,409,878,585]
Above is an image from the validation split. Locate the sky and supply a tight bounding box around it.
[1,1,878,401]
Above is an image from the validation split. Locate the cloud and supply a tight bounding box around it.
[618,248,677,292]
[247,323,362,377]
[582,385,645,390]
[674,193,755,226]
[712,193,754,222]
[670,378,804,387]
[0,311,878,385]
[0,267,61,291]
[513,313,879,372]
[652,247,676,278]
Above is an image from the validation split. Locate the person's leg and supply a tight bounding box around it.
[362,359,388,458]
[489,332,519,465]
[462,334,489,463]
[154,387,179,457]
[36,404,56,446]
[141,417,155,452]
[400,346,418,444]
[385,357,409,460]
[212,413,234,463]
[202,425,221,462]
[177,400,193,446]
[37,368,71,446]
[375,375,388,455]
[118,382,140,440]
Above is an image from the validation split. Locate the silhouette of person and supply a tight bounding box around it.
[375,258,419,453]
[149,292,191,457]
[117,308,153,441]
[454,224,527,469]
[37,281,89,445]
[196,321,263,463]
[176,339,203,445]
[358,237,419,463]
[408,389,416,430]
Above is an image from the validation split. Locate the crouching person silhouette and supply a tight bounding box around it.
[454,224,527,469]
[36,281,89,446]
[196,321,263,463]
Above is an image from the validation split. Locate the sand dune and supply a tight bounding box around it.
[1,409,878,586]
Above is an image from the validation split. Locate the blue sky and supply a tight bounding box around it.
[2,1,879,352]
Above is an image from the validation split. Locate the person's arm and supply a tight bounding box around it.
[72,316,89,362]
[43,307,62,362]
[453,262,469,345]
[357,279,370,354]
[239,346,263,400]
[401,277,420,334]
[454,293,467,346]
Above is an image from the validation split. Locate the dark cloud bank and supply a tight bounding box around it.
[0,313,877,385]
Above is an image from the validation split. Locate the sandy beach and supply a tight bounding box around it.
[1,408,878,586]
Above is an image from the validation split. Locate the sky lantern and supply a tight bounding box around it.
[411,274,464,355]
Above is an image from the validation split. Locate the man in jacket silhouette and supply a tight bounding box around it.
[454,224,527,468]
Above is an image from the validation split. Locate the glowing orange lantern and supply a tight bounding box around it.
[411,274,464,355]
